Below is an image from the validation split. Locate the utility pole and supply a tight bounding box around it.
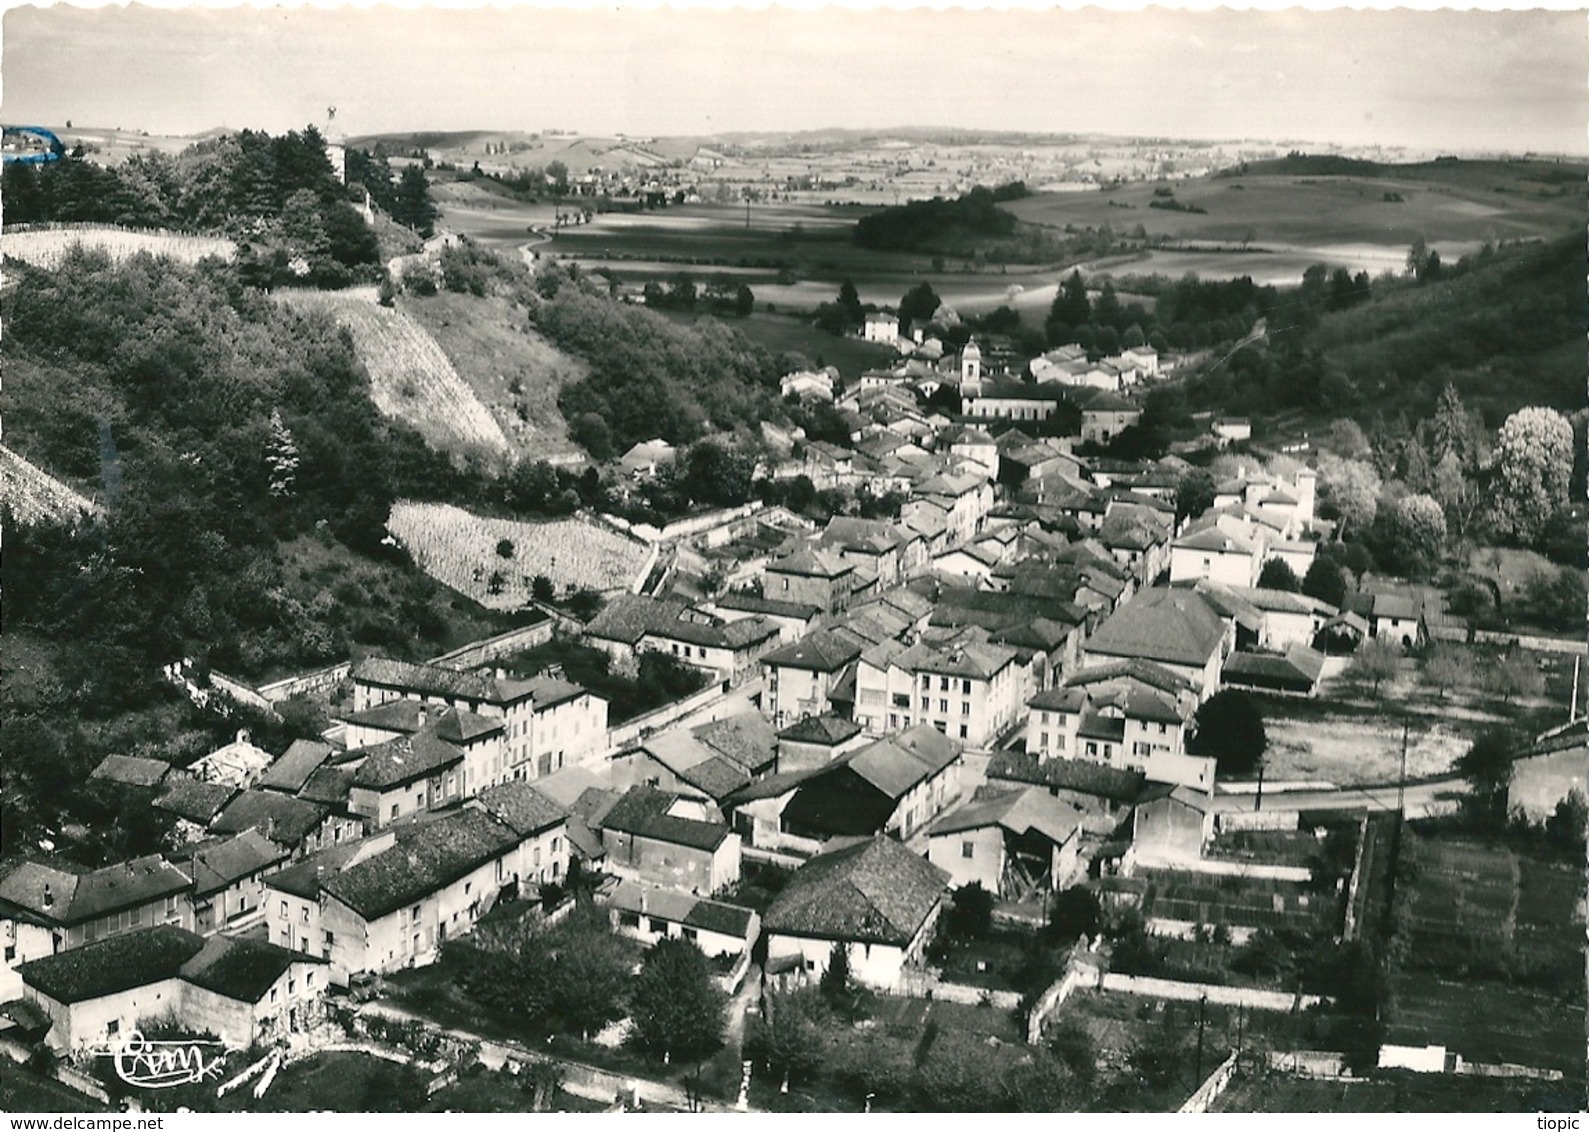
[1254,760,1265,813]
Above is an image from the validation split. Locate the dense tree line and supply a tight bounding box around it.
[2,127,395,288]
[853,183,1029,253]
[530,265,785,457]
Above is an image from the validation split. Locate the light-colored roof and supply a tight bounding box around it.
[928,786,1082,847]
[1086,587,1228,669]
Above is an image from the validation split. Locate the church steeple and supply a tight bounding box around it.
[960,337,983,395]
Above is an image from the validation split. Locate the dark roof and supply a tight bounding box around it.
[186,830,289,898]
[646,615,779,651]
[928,786,1081,846]
[20,925,206,1003]
[585,594,692,645]
[321,809,521,921]
[153,774,238,824]
[88,754,171,789]
[778,715,863,746]
[211,790,330,847]
[179,934,323,1003]
[263,838,377,901]
[599,786,730,852]
[764,837,948,947]
[352,657,580,708]
[1086,587,1227,669]
[474,781,569,837]
[604,879,756,939]
[759,626,864,670]
[340,701,505,744]
[986,750,1147,805]
[1223,646,1326,692]
[350,732,464,791]
[0,855,191,927]
[297,765,356,807]
[258,740,335,794]
[684,898,758,938]
[713,592,822,621]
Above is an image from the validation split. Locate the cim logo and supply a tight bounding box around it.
[97,1030,231,1089]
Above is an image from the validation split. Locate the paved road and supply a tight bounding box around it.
[1209,775,1467,819]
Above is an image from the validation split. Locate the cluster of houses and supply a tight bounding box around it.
[5,333,1507,1063]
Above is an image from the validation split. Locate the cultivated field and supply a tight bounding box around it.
[1137,867,1342,936]
[388,501,651,606]
[1004,169,1584,252]
[1,225,236,268]
[275,289,511,461]
[1386,831,1585,1074]
[0,445,100,525]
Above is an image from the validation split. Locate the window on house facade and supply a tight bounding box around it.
[1086,741,1098,757]
[961,679,972,694]
[958,724,968,739]
[920,696,930,711]
[412,905,421,922]
[939,677,949,691]
[1056,735,1067,750]
[961,841,974,859]
[961,702,970,715]
[1040,732,1049,747]
[300,907,309,923]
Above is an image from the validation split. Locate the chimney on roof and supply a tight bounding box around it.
[639,890,647,915]
[417,706,428,729]
[237,729,250,745]
[495,667,507,681]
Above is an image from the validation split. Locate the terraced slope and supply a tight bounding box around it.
[0,445,100,525]
[1,226,235,268]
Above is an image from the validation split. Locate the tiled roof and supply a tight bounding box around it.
[585,595,691,645]
[350,733,464,791]
[258,740,335,794]
[296,765,356,807]
[712,592,822,621]
[887,638,1018,681]
[928,785,1082,847]
[767,547,853,579]
[1086,587,1227,669]
[0,855,190,927]
[321,809,520,921]
[211,790,330,848]
[599,786,730,852]
[474,782,568,837]
[264,838,377,901]
[186,830,288,898]
[762,630,865,673]
[1065,659,1194,696]
[20,925,204,1004]
[764,836,948,947]
[986,750,1146,804]
[778,715,863,745]
[351,657,559,707]
[153,774,238,824]
[88,755,171,789]
[646,615,779,651]
[180,934,322,1003]
[604,879,756,940]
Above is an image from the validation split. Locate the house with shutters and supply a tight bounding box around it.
[0,855,194,968]
[178,829,289,936]
[350,657,608,779]
[762,836,949,993]
[639,614,782,686]
[1081,586,1232,700]
[263,808,530,986]
[761,629,866,729]
[852,634,1024,746]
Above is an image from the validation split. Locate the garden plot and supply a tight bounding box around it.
[388,501,650,606]
[1137,868,1343,937]
[1262,711,1469,785]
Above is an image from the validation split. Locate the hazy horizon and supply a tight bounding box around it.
[4,5,1586,157]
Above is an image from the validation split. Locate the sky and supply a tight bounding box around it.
[3,3,1586,155]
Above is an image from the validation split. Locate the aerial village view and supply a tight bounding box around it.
[0,3,1584,1119]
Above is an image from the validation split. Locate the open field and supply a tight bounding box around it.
[401,290,588,460]
[0,444,100,525]
[1386,831,1585,1074]
[275,289,511,462]
[1004,169,1584,251]
[2,225,236,268]
[1212,1066,1576,1112]
[388,501,651,605]
[431,179,561,249]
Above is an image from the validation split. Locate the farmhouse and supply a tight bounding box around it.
[18,926,327,1052]
[926,785,1083,899]
[612,711,777,805]
[596,786,741,894]
[763,836,949,993]
[773,724,963,846]
[603,879,760,964]
[0,855,194,961]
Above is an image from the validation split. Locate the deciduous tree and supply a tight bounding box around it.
[1491,407,1574,544]
[1187,689,1267,776]
[628,938,727,1064]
